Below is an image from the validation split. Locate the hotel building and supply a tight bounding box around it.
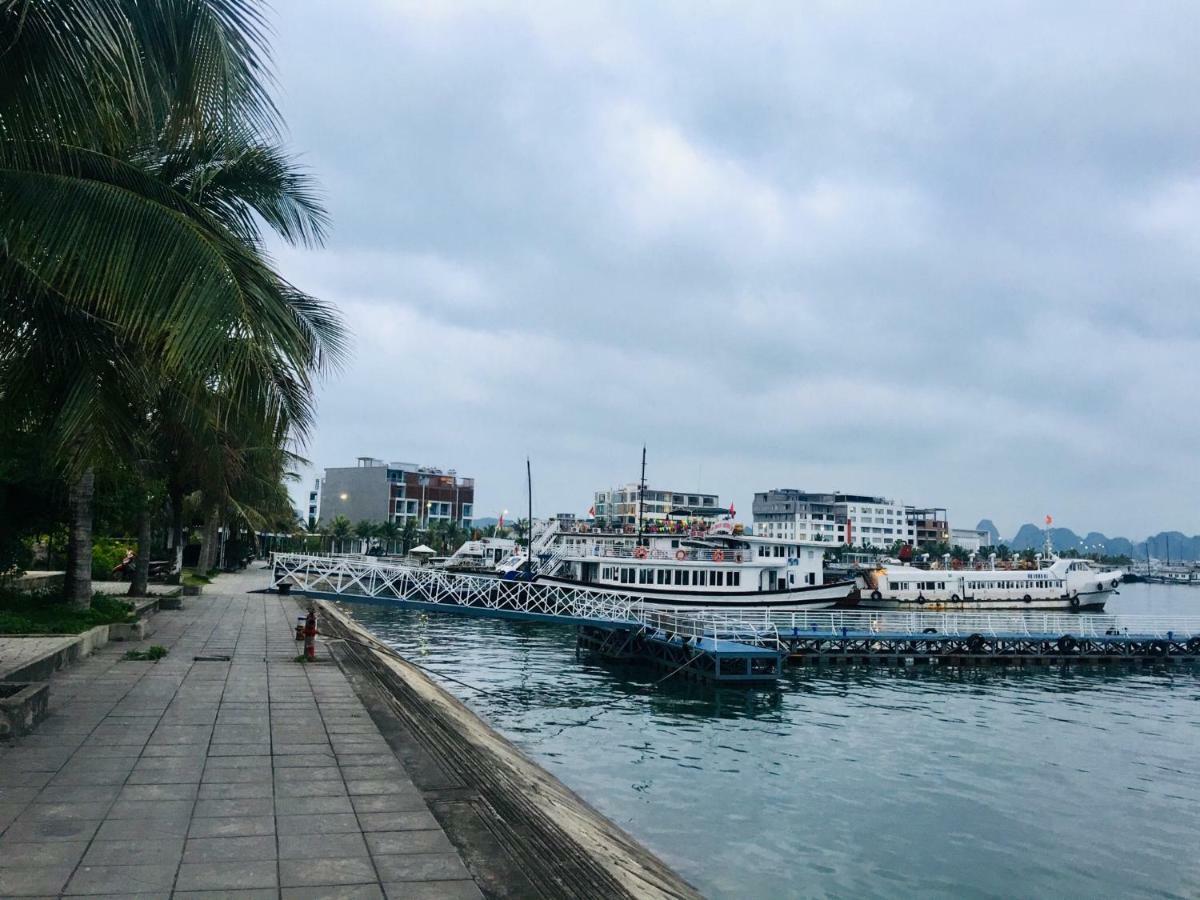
[317,457,474,529]
[752,489,950,548]
[593,484,721,526]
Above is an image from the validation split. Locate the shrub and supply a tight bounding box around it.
[0,587,136,634]
[92,537,134,581]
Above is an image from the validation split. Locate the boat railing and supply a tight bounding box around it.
[585,547,749,563]
[663,608,1200,640]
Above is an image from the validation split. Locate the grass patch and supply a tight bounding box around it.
[122,645,168,661]
[181,569,213,586]
[0,588,137,634]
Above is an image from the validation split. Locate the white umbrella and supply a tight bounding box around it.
[409,544,436,555]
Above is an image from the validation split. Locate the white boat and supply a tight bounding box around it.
[858,555,1124,611]
[436,536,519,573]
[505,512,855,610]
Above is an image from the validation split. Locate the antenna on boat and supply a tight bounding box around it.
[638,448,648,547]
[526,457,533,579]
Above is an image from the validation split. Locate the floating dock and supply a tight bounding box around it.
[271,554,1200,682]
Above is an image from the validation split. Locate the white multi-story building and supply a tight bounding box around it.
[752,490,950,548]
[593,485,720,526]
[307,477,322,529]
[951,528,989,553]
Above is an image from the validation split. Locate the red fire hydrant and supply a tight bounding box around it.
[303,608,317,660]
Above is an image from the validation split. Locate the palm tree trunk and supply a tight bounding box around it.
[64,468,95,609]
[168,484,185,577]
[128,481,151,596]
[197,505,220,573]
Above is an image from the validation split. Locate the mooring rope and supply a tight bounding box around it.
[322,635,502,698]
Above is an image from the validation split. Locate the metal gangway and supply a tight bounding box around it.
[270,553,784,680]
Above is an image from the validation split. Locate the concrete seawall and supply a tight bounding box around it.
[317,600,703,900]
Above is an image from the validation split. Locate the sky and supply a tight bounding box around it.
[268,0,1200,541]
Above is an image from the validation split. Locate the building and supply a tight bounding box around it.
[753,490,913,546]
[307,477,322,529]
[317,457,474,528]
[752,490,951,549]
[951,528,989,553]
[908,508,950,546]
[593,484,720,526]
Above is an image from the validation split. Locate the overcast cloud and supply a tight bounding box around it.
[270,0,1200,539]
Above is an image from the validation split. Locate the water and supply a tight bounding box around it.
[339,583,1200,899]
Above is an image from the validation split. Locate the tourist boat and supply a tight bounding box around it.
[857,555,1124,611]
[435,537,519,573]
[503,511,855,610]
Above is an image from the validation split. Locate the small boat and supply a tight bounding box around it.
[435,537,519,574]
[857,555,1124,611]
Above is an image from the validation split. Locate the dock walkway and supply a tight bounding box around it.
[0,571,482,899]
[271,554,1200,673]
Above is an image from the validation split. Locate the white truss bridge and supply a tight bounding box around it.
[269,553,1200,645]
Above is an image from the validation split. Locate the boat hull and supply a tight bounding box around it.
[856,595,1108,612]
[534,575,856,610]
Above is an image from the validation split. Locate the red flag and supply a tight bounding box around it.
[729,502,735,517]
[588,505,595,517]
[1045,514,1053,526]
[498,513,505,528]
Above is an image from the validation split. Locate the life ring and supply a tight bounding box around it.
[1069,596,1080,610]
[633,546,647,560]
[950,594,961,602]
[675,550,686,561]
[712,550,725,562]
[1022,594,1032,602]
[870,590,882,600]
[922,627,938,634]
[916,594,926,603]
[735,553,744,563]
[1057,635,1078,653]
[966,633,985,652]
[1110,579,1119,590]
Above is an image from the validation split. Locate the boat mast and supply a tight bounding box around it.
[637,445,646,545]
[526,457,533,577]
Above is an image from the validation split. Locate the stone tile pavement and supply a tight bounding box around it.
[0,572,485,899]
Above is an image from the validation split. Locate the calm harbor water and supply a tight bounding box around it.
[340,583,1200,899]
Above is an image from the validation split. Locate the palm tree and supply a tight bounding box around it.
[1,1,346,605]
[353,520,375,554]
[329,516,352,554]
[400,518,418,554]
[375,520,400,556]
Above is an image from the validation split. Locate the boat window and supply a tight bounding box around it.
[699,570,708,586]
[731,572,740,587]
[674,570,686,585]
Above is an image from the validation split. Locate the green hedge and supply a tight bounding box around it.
[92,537,134,581]
[0,589,136,634]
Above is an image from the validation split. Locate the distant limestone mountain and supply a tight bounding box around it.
[976,519,1001,545]
[980,520,1198,561]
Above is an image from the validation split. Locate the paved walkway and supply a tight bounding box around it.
[0,572,484,899]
